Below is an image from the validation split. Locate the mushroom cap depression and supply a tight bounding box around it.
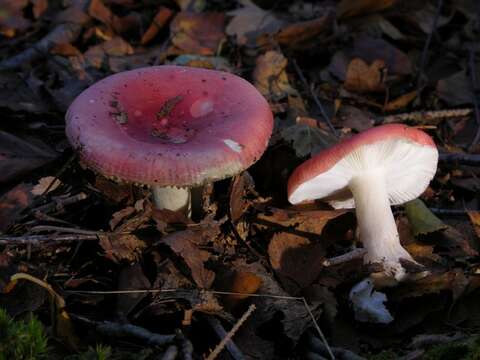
[66,66,273,187]
[288,124,438,208]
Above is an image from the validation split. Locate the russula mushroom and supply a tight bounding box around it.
[287,124,438,279]
[66,66,273,214]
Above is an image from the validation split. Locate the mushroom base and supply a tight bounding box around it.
[349,170,415,280]
[152,185,191,216]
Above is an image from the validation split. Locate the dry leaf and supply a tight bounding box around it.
[141,6,174,45]
[226,0,284,46]
[162,230,215,288]
[84,36,134,69]
[229,172,256,223]
[0,183,34,232]
[253,50,296,100]
[31,176,62,196]
[467,211,480,239]
[223,271,262,308]
[170,12,225,55]
[384,90,417,112]
[99,233,146,263]
[32,0,48,19]
[337,0,397,19]
[344,58,386,93]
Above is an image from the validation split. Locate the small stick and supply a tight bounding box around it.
[205,316,245,360]
[322,248,366,267]
[206,304,256,360]
[0,234,98,245]
[72,314,175,346]
[31,193,88,214]
[29,225,101,235]
[291,59,338,137]
[383,108,472,124]
[439,153,480,165]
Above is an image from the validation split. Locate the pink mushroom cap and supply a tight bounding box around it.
[288,124,438,207]
[66,66,273,187]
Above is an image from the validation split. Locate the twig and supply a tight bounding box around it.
[469,48,480,149]
[160,345,178,360]
[205,316,246,360]
[382,108,472,124]
[206,304,256,360]
[322,248,366,267]
[0,234,99,245]
[429,208,469,216]
[416,0,444,92]
[0,13,90,70]
[72,314,175,346]
[292,59,338,137]
[439,153,480,165]
[31,192,88,214]
[29,225,101,235]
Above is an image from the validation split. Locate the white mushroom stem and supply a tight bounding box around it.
[152,185,191,216]
[349,170,414,279]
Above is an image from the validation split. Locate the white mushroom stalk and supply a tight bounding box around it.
[152,185,191,216]
[349,169,413,279]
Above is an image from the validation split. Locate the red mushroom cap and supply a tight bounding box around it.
[288,124,438,206]
[66,66,273,187]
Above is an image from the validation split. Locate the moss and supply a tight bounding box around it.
[0,307,49,360]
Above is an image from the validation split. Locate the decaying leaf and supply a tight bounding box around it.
[337,0,398,19]
[226,0,284,46]
[280,121,337,157]
[229,172,256,223]
[31,176,62,196]
[0,131,57,183]
[467,211,480,240]
[405,199,447,236]
[141,6,174,45]
[344,58,386,93]
[162,230,216,288]
[253,50,296,100]
[0,183,34,232]
[170,12,225,55]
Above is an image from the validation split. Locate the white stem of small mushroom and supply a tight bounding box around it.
[349,170,414,280]
[151,185,191,216]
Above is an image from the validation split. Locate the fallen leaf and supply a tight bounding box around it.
[162,230,215,288]
[32,0,48,19]
[229,172,256,223]
[94,175,132,204]
[0,131,57,183]
[384,90,417,112]
[88,0,139,33]
[336,105,375,131]
[116,264,151,316]
[31,176,62,196]
[141,6,174,45]
[337,0,398,19]
[84,36,134,69]
[170,12,225,55]
[436,70,473,106]
[0,183,34,232]
[223,271,262,309]
[253,50,296,100]
[404,199,447,236]
[226,0,284,46]
[99,233,146,263]
[467,211,480,239]
[344,58,386,93]
[280,122,337,157]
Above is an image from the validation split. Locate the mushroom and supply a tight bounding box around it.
[66,66,273,214]
[287,124,438,279]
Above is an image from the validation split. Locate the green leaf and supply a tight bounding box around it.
[404,199,447,236]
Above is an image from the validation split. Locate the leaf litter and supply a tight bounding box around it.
[2,0,480,359]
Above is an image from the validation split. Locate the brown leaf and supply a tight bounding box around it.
[467,211,480,240]
[268,233,325,293]
[88,0,138,33]
[0,131,57,183]
[229,172,256,223]
[84,37,134,69]
[274,13,334,48]
[50,43,82,57]
[253,50,296,100]
[32,0,48,19]
[109,206,136,230]
[170,12,225,56]
[141,6,174,45]
[337,0,397,19]
[116,264,150,316]
[226,0,284,46]
[384,90,417,112]
[0,183,34,231]
[162,230,215,288]
[223,271,262,308]
[344,58,386,93]
[94,175,132,204]
[99,233,146,263]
